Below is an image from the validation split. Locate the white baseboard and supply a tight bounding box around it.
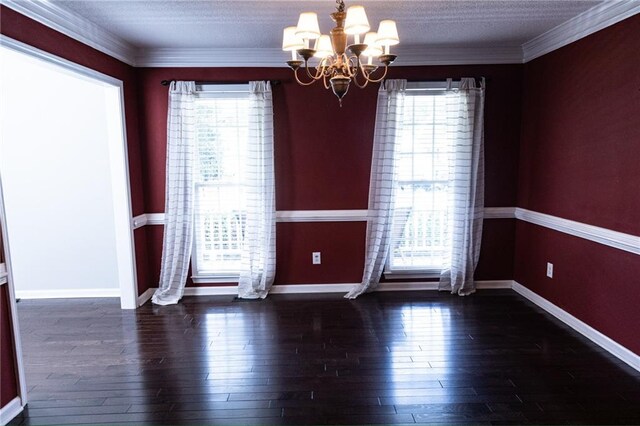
[15,288,120,299]
[136,287,154,306]
[376,280,513,291]
[174,280,513,297]
[0,397,23,426]
[512,281,640,373]
[476,280,515,289]
[182,283,356,296]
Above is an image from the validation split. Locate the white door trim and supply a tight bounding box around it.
[0,176,28,411]
[0,35,139,309]
[0,396,24,426]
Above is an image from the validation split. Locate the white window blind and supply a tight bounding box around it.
[387,88,453,274]
[192,86,249,278]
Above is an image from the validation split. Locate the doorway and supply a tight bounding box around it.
[0,38,137,309]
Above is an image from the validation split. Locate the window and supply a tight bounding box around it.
[386,83,456,275]
[192,85,249,281]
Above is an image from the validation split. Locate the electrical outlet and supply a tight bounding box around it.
[312,252,321,265]
[546,262,553,278]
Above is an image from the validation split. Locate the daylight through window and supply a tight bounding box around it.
[193,87,249,278]
[387,89,453,274]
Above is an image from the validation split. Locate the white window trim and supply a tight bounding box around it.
[405,80,460,96]
[190,83,249,283]
[192,274,239,284]
[383,270,441,280]
[384,81,457,276]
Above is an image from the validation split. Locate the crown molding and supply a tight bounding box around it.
[135,45,524,68]
[135,48,287,68]
[394,46,523,66]
[522,0,640,63]
[0,0,137,65]
[4,0,636,68]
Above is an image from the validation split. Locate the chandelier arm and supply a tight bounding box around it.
[322,73,331,90]
[304,62,325,81]
[293,68,321,86]
[361,63,389,84]
[348,56,371,88]
[345,55,358,78]
[352,72,370,89]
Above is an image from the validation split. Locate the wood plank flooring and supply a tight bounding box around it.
[8,290,640,425]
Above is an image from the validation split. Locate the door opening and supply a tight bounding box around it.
[0,38,137,309]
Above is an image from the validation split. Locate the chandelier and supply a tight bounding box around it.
[282,0,400,105]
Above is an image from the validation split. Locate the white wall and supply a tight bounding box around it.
[0,45,122,297]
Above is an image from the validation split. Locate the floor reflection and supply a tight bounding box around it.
[15,292,640,424]
[391,302,453,402]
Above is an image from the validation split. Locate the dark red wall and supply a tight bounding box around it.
[0,284,19,407]
[0,6,151,296]
[137,64,522,287]
[515,222,640,354]
[516,16,640,355]
[518,15,640,235]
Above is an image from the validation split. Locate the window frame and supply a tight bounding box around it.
[191,84,250,284]
[384,80,459,279]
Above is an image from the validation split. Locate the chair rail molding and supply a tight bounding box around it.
[515,208,640,255]
[276,210,369,222]
[134,208,517,226]
[131,207,640,255]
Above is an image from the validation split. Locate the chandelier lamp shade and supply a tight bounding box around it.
[282,0,400,105]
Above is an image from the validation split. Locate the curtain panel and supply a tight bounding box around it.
[237,81,276,299]
[439,78,486,295]
[153,81,196,306]
[346,79,407,299]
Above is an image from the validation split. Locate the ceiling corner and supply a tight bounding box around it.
[1,0,137,65]
[522,0,640,62]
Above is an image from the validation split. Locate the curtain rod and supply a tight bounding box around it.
[160,79,282,86]
[160,78,485,86]
[406,77,488,82]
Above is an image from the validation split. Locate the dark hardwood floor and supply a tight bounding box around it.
[8,290,640,425]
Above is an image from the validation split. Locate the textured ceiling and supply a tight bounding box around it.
[52,0,603,50]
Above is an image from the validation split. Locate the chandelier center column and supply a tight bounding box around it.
[330,11,347,57]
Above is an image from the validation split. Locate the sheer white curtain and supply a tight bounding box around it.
[238,81,276,299]
[439,78,485,296]
[153,81,196,305]
[346,79,406,299]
